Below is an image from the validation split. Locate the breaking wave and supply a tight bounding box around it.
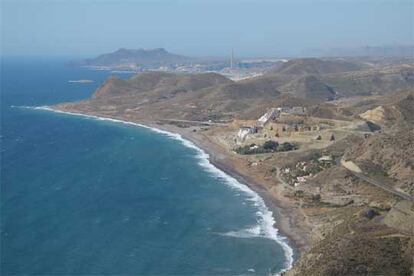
[14,105,294,274]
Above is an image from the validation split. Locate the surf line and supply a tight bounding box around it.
[18,105,295,275]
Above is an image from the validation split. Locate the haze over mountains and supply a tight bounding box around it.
[303,45,414,58]
[77,46,414,68]
[79,48,192,67]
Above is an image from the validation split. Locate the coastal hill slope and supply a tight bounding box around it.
[271,58,368,75]
[92,71,232,99]
[358,93,414,126]
[71,71,286,121]
[286,120,414,275]
[257,59,414,100]
[344,127,414,195]
[59,58,414,122]
[81,48,191,67]
[323,65,414,97]
[277,75,336,100]
[345,93,414,195]
[286,207,414,276]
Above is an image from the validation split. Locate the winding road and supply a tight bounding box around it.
[159,119,228,126]
[341,159,414,202]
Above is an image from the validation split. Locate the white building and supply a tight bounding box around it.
[258,108,280,126]
[237,126,253,141]
[258,106,307,127]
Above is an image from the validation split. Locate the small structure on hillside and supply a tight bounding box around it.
[258,106,308,127]
[286,106,307,116]
[258,108,280,126]
[237,126,258,142]
[318,155,333,164]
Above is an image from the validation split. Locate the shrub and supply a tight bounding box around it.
[235,141,298,155]
[263,140,279,151]
[277,142,297,152]
[366,121,381,132]
[311,194,321,202]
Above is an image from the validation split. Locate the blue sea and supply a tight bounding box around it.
[1,57,293,275]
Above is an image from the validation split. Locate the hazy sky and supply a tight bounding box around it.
[1,0,413,57]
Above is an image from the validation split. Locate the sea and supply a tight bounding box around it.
[0,57,293,275]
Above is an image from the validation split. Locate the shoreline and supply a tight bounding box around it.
[144,121,311,256]
[24,105,312,273]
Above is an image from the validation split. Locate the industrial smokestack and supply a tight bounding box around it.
[230,48,234,69]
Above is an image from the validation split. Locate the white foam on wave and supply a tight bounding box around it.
[221,225,262,239]
[15,105,294,274]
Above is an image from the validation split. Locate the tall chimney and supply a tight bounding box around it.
[231,48,234,69]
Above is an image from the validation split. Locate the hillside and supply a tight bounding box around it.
[256,60,414,100]
[271,58,367,75]
[285,123,414,276]
[278,75,337,100]
[344,128,414,195]
[287,209,413,276]
[394,94,414,124]
[323,65,414,97]
[92,71,232,99]
[351,92,413,125]
[58,58,414,122]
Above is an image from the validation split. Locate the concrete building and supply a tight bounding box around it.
[237,126,258,142]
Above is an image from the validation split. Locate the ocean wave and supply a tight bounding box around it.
[220,225,262,239]
[14,105,294,274]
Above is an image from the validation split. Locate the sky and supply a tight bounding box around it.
[1,0,413,57]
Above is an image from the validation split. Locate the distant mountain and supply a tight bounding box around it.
[81,48,191,67]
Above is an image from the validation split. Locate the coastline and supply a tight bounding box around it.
[143,121,311,256]
[148,122,310,253]
[25,105,312,273]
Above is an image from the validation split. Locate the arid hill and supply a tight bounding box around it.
[93,71,232,99]
[286,124,414,276]
[278,75,336,100]
[323,65,414,97]
[344,128,414,195]
[358,94,414,127]
[271,58,368,75]
[394,93,414,124]
[287,209,413,276]
[58,58,414,123]
[259,59,413,100]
